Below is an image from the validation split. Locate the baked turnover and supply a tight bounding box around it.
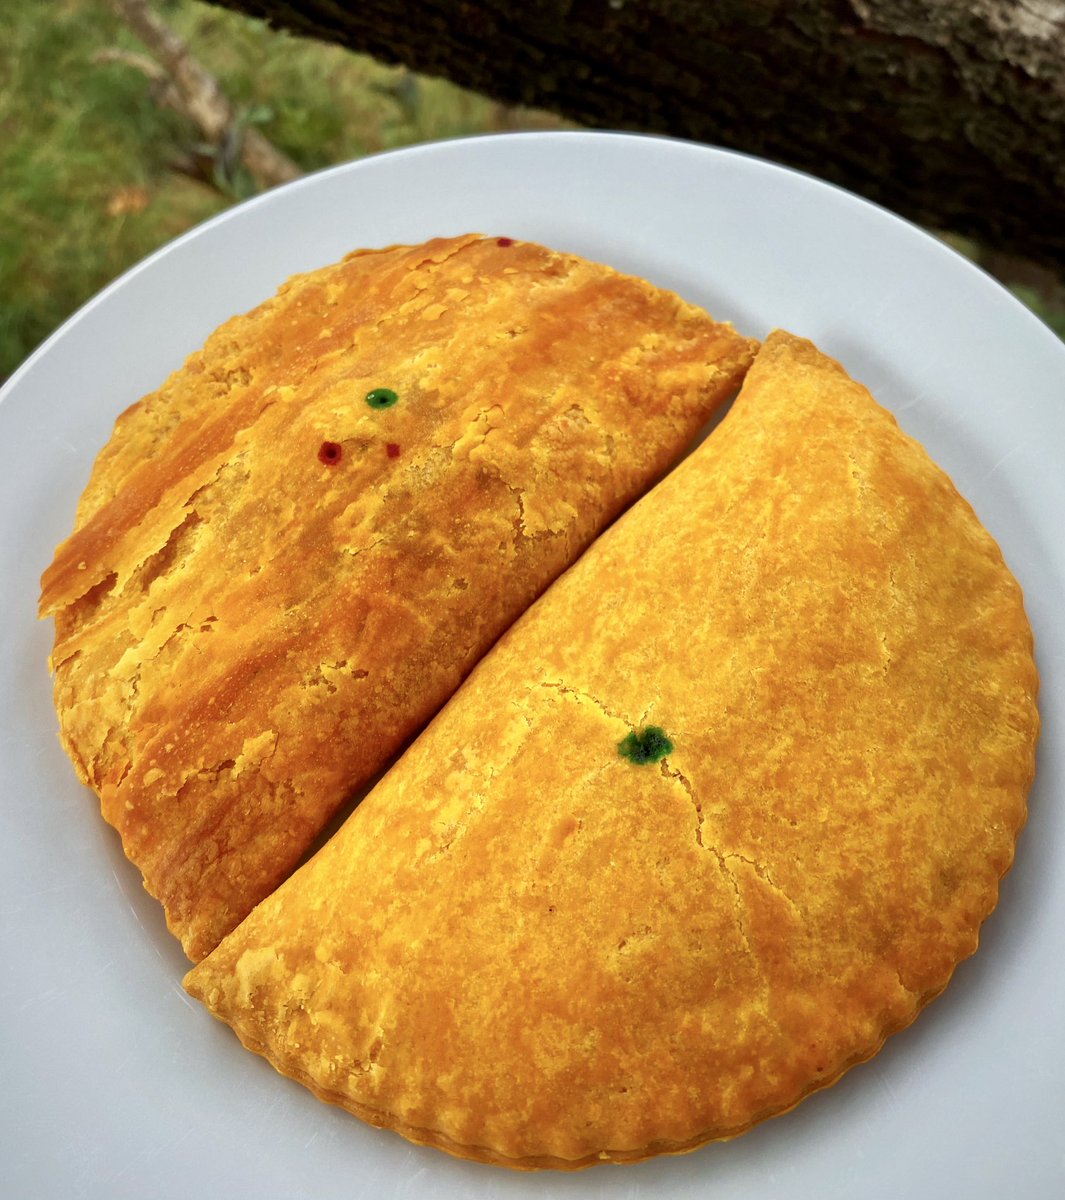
[39,235,755,960]
[185,332,1038,1168]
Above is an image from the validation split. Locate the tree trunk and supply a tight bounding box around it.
[204,0,1065,274]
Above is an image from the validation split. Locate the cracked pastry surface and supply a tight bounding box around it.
[184,331,1039,1168]
[39,234,756,961]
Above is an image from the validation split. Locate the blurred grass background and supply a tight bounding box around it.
[0,0,566,382]
[2,0,1062,384]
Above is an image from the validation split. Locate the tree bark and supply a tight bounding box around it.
[204,0,1065,274]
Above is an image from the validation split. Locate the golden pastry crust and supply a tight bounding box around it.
[185,330,1039,1169]
[39,235,755,961]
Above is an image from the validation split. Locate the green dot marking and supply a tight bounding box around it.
[618,726,674,765]
[366,387,399,409]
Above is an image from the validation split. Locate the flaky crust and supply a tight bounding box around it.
[185,331,1039,1169]
[40,235,756,960]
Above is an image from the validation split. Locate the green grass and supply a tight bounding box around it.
[1,2,216,377]
[1,0,1061,382]
[0,0,562,381]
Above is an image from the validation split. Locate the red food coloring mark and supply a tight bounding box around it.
[386,442,401,459]
[496,237,514,247]
[318,441,343,465]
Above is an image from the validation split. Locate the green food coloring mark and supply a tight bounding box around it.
[366,387,399,410]
[618,726,674,765]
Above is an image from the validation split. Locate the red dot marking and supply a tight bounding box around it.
[386,442,401,459]
[318,441,343,465]
[496,237,514,247]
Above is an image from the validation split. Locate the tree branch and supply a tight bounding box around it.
[110,0,302,190]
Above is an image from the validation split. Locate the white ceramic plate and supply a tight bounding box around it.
[1,132,1062,1200]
